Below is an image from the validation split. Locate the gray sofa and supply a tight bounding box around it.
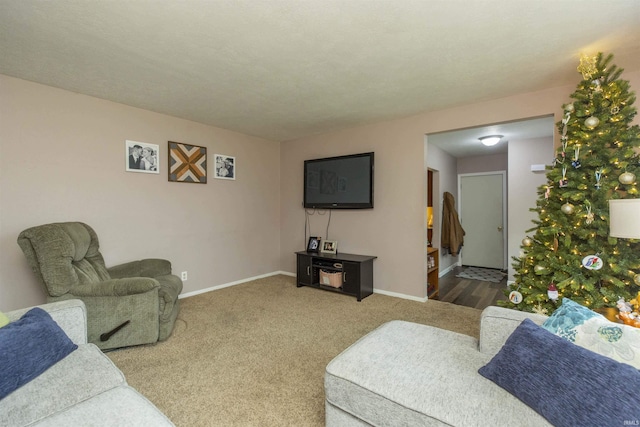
[0,299,174,426]
[325,306,550,426]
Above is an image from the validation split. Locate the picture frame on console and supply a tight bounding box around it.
[307,236,321,253]
[321,240,338,254]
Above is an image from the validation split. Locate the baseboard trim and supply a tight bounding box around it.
[179,271,292,299]
[180,270,429,303]
[439,263,457,277]
[373,288,428,303]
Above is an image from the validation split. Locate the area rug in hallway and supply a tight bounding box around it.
[456,266,506,283]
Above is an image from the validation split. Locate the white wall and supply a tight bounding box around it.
[426,143,460,275]
[3,68,638,306]
[458,153,508,175]
[507,136,554,279]
[0,75,281,310]
[280,69,640,301]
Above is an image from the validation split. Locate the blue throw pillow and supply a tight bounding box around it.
[0,308,78,399]
[479,319,640,427]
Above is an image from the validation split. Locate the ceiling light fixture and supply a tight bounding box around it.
[479,135,503,146]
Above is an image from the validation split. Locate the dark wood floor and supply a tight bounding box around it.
[434,266,508,310]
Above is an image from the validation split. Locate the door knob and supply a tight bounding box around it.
[498,225,503,232]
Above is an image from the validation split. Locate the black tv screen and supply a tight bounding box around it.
[304,152,374,209]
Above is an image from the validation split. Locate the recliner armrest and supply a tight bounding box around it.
[108,259,172,278]
[69,278,159,297]
[479,306,548,357]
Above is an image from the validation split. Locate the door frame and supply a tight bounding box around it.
[457,171,507,269]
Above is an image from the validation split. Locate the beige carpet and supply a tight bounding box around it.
[107,275,482,426]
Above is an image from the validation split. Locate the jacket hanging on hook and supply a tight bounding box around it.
[441,191,465,256]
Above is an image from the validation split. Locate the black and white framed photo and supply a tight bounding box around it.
[214,154,235,180]
[321,240,338,254]
[126,140,159,174]
[307,236,321,253]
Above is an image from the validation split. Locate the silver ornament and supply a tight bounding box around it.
[561,203,575,215]
[522,237,533,247]
[565,103,575,113]
[634,274,640,286]
[619,172,636,185]
[585,116,600,129]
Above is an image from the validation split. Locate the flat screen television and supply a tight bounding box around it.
[304,152,374,209]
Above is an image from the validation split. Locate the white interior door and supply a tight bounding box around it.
[459,172,506,269]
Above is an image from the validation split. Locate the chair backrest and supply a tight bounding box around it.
[17,222,111,297]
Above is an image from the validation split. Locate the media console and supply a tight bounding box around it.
[295,251,377,301]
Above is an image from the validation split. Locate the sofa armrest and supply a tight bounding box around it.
[479,306,548,357]
[7,299,87,345]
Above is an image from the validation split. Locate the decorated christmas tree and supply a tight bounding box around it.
[502,52,640,315]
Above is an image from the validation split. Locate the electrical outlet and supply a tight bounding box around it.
[181,271,188,281]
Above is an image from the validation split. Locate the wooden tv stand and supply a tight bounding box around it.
[295,251,377,301]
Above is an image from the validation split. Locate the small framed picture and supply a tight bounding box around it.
[215,154,235,180]
[126,140,159,174]
[307,236,321,253]
[321,240,338,254]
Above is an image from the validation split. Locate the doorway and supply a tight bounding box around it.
[458,172,506,269]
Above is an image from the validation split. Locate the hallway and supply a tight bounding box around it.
[435,266,508,310]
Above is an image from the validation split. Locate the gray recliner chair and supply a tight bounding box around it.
[17,222,182,350]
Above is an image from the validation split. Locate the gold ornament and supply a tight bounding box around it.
[577,54,597,80]
[585,116,600,129]
[561,203,575,215]
[522,237,533,247]
[532,304,549,316]
[565,103,575,113]
[634,274,640,286]
[585,211,595,224]
[619,172,636,185]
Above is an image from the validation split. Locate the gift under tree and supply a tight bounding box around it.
[502,52,640,315]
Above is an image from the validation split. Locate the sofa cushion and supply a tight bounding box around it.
[479,319,640,427]
[542,298,640,368]
[326,320,549,427]
[0,308,77,400]
[0,344,126,426]
[31,386,174,426]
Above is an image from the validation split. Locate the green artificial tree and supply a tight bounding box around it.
[502,52,640,315]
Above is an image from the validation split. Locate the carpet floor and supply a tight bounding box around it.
[107,275,482,426]
[455,266,506,283]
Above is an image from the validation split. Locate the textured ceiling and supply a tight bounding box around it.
[1,0,639,142]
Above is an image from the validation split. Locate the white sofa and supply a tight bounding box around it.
[325,306,551,426]
[0,299,174,426]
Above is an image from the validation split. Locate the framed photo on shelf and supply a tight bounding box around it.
[307,236,321,253]
[126,140,159,174]
[321,240,338,254]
